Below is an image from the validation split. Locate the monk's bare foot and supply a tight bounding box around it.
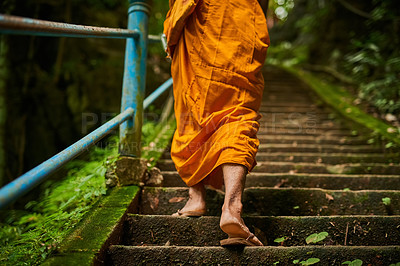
[219,163,263,246]
[172,182,206,216]
[220,203,263,246]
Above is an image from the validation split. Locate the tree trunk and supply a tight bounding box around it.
[0,36,7,187]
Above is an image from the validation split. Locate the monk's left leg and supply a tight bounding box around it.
[172,181,206,216]
[220,163,263,246]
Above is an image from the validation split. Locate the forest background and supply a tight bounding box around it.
[0,0,399,195]
[0,0,399,264]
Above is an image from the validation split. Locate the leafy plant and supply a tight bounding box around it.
[0,138,118,265]
[293,258,321,265]
[274,236,287,243]
[342,259,363,266]
[305,232,329,244]
[382,197,391,206]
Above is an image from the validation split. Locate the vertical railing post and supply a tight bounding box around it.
[119,0,150,157]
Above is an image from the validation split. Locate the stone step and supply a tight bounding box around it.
[258,135,368,145]
[108,245,400,265]
[160,171,400,190]
[258,127,355,136]
[254,162,400,175]
[157,160,400,175]
[160,152,398,164]
[139,187,400,216]
[256,152,399,164]
[257,144,383,153]
[259,115,340,125]
[260,101,319,107]
[259,106,331,114]
[122,215,400,247]
[258,123,347,131]
[262,96,312,103]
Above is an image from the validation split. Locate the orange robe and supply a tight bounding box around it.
[164,0,270,189]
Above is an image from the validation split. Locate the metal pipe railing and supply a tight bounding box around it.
[0,14,139,39]
[0,108,135,209]
[144,77,173,109]
[119,0,151,157]
[0,0,173,209]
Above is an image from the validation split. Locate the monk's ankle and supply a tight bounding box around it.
[221,201,243,219]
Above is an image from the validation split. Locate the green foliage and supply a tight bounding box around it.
[266,42,308,66]
[269,0,295,22]
[342,259,363,266]
[0,140,118,265]
[274,236,286,243]
[270,0,400,118]
[305,232,329,244]
[344,42,400,115]
[141,116,176,168]
[382,197,391,206]
[293,258,321,265]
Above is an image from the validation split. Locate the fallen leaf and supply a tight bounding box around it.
[274,179,288,188]
[169,197,186,203]
[325,193,334,201]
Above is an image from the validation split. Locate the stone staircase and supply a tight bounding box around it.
[106,66,400,265]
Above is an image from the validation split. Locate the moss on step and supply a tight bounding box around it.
[282,66,400,146]
[42,185,140,266]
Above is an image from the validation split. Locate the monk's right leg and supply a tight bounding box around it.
[220,163,263,246]
[172,181,206,217]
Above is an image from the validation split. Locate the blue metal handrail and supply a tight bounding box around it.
[0,0,174,209]
[0,14,140,39]
[0,108,134,208]
[144,78,173,109]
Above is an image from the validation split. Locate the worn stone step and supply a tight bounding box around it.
[157,160,400,175]
[256,152,399,164]
[107,245,400,265]
[258,127,355,136]
[264,82,308,88]
[254,161,400,175]
[160,171,400,190]
[258,135,368,145]
[257,144,383,153]
[262,96,311,103]
[265,85,309,90]
[259,106,330,114]
[258,124,347,132]
[139,187,400,216]
[160,151,391,162]
[160,145,383,161]
[260,101,319,107]
[259,116,340,125]
[122,215,400,247]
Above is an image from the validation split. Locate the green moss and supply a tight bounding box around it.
[353,193,369,204]
[44,185,140,265]
[282,66,400,146]
[42,251,95,266]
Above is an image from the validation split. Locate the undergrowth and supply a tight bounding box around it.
[0,115,176,266]
[0,139,118,265]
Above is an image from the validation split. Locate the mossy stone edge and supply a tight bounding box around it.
[42,185,140,266]
[282,65,400,146]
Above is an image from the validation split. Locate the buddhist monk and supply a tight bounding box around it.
[164,0,270,246]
